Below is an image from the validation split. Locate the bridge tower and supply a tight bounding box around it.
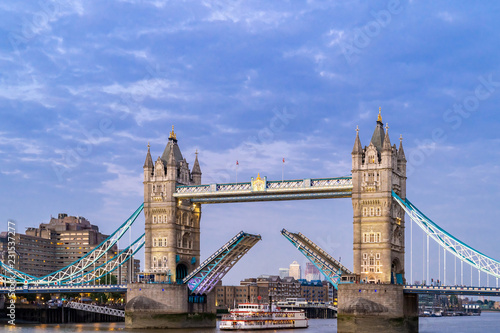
[351,110,407,284]
[143,126,202,283]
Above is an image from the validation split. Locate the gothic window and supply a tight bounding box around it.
[369,257,375,266]
[153,256,157,267]
[184,214,189,226]
[370,233,374,243]
[376,253,380,259]
[158,238,163,247]
[163,256,167,267]
[363,253,368,259]
[153,215,156,223]
[363,207,367,217]
[370,207,374,216]
[182,233,192,249]
[153,238,157,247]
[163,237,167,246]
[376,207,381,216]
[369,267,374,272]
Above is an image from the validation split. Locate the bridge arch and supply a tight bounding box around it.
[176,263,188,281]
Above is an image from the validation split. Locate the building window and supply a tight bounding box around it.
[376,253,380,259]
[153,215,156,223]
[153,238,157,247]
[363,232,381,243]
[363,253,368,259]
[158,238,163,247]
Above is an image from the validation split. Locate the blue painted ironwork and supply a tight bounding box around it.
[62,233,145,285]
[393,191,500,279]
[281,229,352,289]
[0,284,127,294]
[183,231,261,294]
[0,204,144,285]
[403,285,500,296]
[174,177,353,204]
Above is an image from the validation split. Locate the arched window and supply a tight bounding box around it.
[153,238,157,247]
[153,215,156,223]
[163,237,167,247]
[182,233,191,248]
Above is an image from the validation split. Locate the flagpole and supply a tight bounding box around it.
[236,161,238,184]
[282,157,284,182]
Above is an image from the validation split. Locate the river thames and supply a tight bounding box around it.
[1,312,499,332]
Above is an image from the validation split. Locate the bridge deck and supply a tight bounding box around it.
[404,285,500,296]
[174,177,352,203]
[183,231,261,294]
[282,229,351,289]
[0,284,127,293]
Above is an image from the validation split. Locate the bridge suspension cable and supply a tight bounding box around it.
[62,233,145,285]
[0,204,144,285]
[393,191,500,280]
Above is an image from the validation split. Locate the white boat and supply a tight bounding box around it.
[219,303,308,330]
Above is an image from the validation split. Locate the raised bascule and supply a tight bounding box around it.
[2,110,500,331]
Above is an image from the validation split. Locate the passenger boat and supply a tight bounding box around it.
[219,303,308,330]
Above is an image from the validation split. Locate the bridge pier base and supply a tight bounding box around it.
[337,284,418,333]
[125,283,216,329]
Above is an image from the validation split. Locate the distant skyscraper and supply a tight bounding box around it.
[289,261,301,280]
[279,268,289,278]
[305,262,321,281]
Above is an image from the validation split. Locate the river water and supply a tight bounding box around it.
[1,312,499,332]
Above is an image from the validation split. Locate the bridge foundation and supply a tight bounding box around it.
[337,284,418,333]
[125,283,216,329]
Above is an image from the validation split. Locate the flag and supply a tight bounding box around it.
[236,160,239,166]
[283,157,285,163]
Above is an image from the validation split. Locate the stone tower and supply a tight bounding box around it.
[143,126,202,283]
[351,110,407,284]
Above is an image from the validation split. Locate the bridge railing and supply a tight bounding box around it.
[175,177,353,196]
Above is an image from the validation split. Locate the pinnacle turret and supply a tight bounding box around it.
[192,150,201,174]
[398,135,406,161]
[382,123,391,151]
[352,126,363,154]
[143,143,154,168]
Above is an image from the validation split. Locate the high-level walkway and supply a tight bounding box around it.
[174,177,352,203]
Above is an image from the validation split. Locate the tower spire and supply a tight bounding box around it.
[377,107,382,123]
[383,123,391,150]
[143,142,153,168]
[352,126,362,154]
[398,134,406,161]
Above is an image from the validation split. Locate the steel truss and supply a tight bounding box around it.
[0,204,143,285]
[174,177,353,204]
[281,229,352,289]
[392,191,500,279]
[183,231,261,294]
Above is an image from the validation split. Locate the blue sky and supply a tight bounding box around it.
[1,0,500,287]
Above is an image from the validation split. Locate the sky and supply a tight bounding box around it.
[1,0,500,287]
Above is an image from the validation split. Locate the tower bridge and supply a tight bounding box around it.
[2,111,500,331]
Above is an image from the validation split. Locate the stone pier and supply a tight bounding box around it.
[125,283,216,329]
[337,284,418,333]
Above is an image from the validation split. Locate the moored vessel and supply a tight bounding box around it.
[219,303,308,330]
